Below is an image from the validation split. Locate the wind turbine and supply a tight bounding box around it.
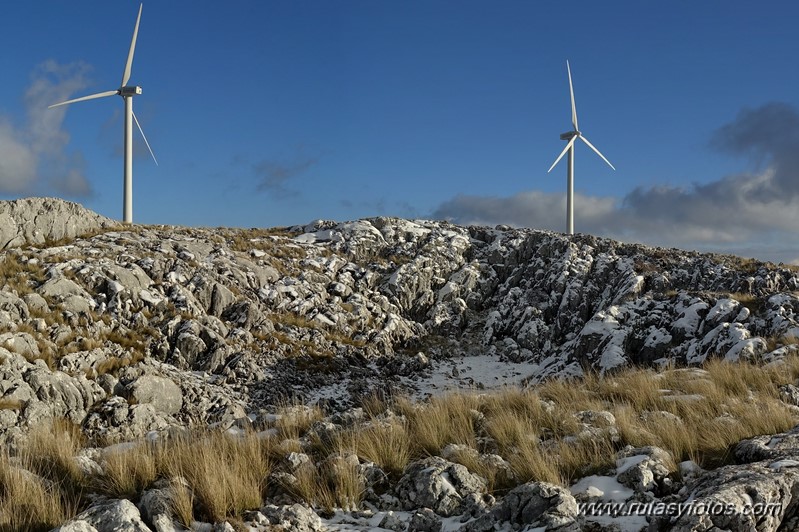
[49,3,157,224]
[547,60,614,235]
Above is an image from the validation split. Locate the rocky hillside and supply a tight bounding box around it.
[3,198,799,531]
[0,197,116,251]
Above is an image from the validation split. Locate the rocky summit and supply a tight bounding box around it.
[3,198,799,531]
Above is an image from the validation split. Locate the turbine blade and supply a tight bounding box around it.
[547,136,577,173]
[121,3,143,87]
[567,60,578,131]
[579,135,615,170]
[48,90,118,108]
[132,112,158,165]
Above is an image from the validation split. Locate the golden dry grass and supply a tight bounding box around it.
[0,453,75,531]
[359,391,388,419]
[342,420,412,479]
[2,354,799,522]
[0,254,46,295]
[0,398,25,411]
[483,408,540,452]
[156,431,271,523]
[2,419,86,530]
[96,443,158,499]
[396,393,478,456]
[505,439,563,486]
[274,402,325,441]
[284,454,364,513]
[20,419,85,494]
[444,444,515,492]
[168,477,195,529]
[7,427,273,525]
[384,355,799,487]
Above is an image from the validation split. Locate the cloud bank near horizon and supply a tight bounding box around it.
[433,102,799,264]
[0,61,94,197]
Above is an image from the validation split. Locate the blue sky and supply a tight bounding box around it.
[1,1,799,262]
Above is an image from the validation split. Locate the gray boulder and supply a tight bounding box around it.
[378,511,406,531]
[779,383,799,408]
[395,456,487,517]
[407,508,442,532]
[39,277,89,300]
[55,523,100,532]
[466,481,580,531]
[126,375,183,416]
[83,396,175,442]
[139,482,184,532]
[0,291,29,324]
[615,446,675,497]
[21,366,105,426]
[0,332,40,360]
[22,292,49,314]
[209,282,236,317]
[56,498,152,532]
[735,424,799,463]
[648,460,799,531]
[38,276,94,314]
[260,503,323,532]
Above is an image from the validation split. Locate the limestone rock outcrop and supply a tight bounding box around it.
[0,197,116,250]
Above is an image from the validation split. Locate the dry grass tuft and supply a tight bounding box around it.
[555,435,618,483]
[343,420,412,479]
[376,354,799,486]
[168,477,195,529]
[0,254,46,295]
[96,442,158,499]
[506,439,564,486]
[274,403,325,441]
[21,419,85,494]
[397,393,478,456]
[0,453,75,531]
[285,454,364,513]
[0,398,25,411]
[4,419,86,529]
[487,409,537,451]
[359,391,388,419]
[93,351,146,378]
[158,431,271,522]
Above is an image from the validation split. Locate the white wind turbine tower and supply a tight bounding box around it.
[49,3,157,224]
[547,60,614,235]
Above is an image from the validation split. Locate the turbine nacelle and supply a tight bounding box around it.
[559,131,579,141]
[119,86,142,97]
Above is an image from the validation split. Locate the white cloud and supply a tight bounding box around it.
[0,61,93,197]
[0,120,37,192]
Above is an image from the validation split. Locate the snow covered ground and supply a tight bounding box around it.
[401,353,540,398]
